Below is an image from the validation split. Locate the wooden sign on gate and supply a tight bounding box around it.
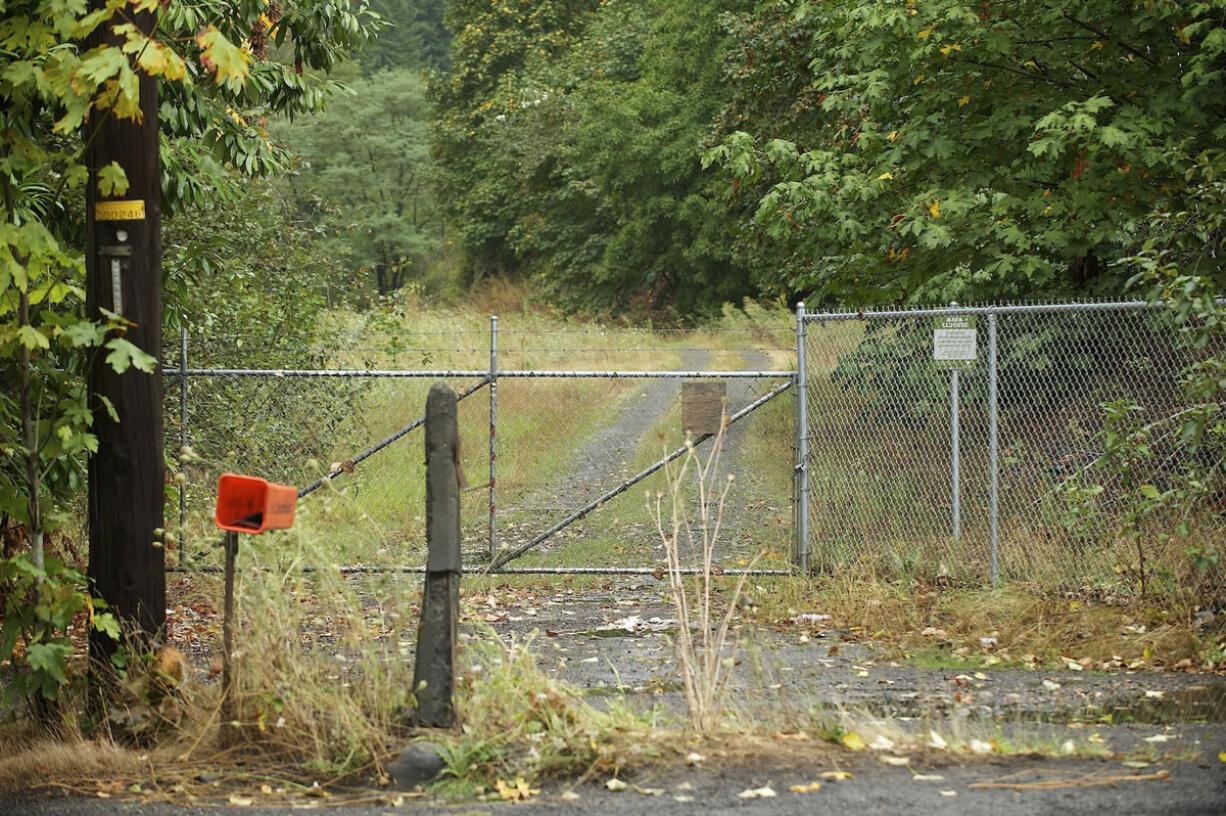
[682,381,727,435]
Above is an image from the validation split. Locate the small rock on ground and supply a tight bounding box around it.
[386,742,446,789]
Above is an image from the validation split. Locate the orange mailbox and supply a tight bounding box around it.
[214,473,297,533]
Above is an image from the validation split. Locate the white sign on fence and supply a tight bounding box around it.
[933,315,977,366]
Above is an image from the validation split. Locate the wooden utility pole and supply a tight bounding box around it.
[85,1,165,654]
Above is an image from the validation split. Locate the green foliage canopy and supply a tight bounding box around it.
[280,69,440,295]
[430,0,752,317]
[705,0,1226,306]
[430,0,596,285]
[1,0,382,540]
[362,0,451,73]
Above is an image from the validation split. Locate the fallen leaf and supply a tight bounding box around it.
[673,795,695,802]
[560,791,580,801]
[636,787,666,796]
[1042,679,1062,691]
[228,795,253,806]
[869,734,896,751]
[606,778,628,792]
[819,771,854,781]
[1144,690,1165,699]
[789,782,822,793]
[840,732,867,751]
[912,774,945,782]
[1219,752,1226,762]
[685,752,706,764]
[1143,734,1173,744]
[879,756,911,766]
[1123,761,1150,769]
[495,777,540,801]
[940,790,958,797]
[927,731,949,750]
[737,786,777,799]
[969,739,993,755]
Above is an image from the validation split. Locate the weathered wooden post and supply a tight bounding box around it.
[412,383,461,727]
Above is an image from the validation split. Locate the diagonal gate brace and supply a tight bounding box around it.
[485,379,793,572]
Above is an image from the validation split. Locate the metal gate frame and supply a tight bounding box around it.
[167,319,800,576]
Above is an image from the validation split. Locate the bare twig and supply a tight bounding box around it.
[969,768,1171,790]
[653,415,761,730]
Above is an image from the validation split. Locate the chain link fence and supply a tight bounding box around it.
[163,321,797,573]
[164,301,1221,591]
[799,302,1226,597]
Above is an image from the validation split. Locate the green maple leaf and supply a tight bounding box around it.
[104,337,157,373]
[97,161,129,196]
[196,25,251,88]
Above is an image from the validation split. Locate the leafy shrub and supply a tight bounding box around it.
[0,555,118,707]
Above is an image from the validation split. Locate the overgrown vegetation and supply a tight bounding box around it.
[0,556,118,708]
[654,424,761,731]
[3,0,1225,804]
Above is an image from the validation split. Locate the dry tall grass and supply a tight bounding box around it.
[653,420,761,731]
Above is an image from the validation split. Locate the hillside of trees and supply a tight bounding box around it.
[425,0,1226,317]
[249,0,1223,320]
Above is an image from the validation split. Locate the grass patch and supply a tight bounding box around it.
[737,571,1224,671]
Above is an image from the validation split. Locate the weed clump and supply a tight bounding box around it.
[653,420,761,731]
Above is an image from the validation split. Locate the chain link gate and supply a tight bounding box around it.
[796,301,1226,594]
[164,320,798,575]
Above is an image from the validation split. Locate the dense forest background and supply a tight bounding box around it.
[242,0,1225,323]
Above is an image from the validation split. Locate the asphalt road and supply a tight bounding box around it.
[2,753,1224,815]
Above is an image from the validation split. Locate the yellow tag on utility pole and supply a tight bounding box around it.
[94,200,145,221]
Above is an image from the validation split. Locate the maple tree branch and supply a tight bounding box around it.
[1061,13,1159,67]
[958,58,1084,91]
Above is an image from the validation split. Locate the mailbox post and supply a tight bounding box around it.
[213,474,297,733]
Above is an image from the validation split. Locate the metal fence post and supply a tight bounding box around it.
[988,310,999,586]
[179,326,188,566]
[489,315,498,561]
[951,367,961,541]
[795,301,809,574]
